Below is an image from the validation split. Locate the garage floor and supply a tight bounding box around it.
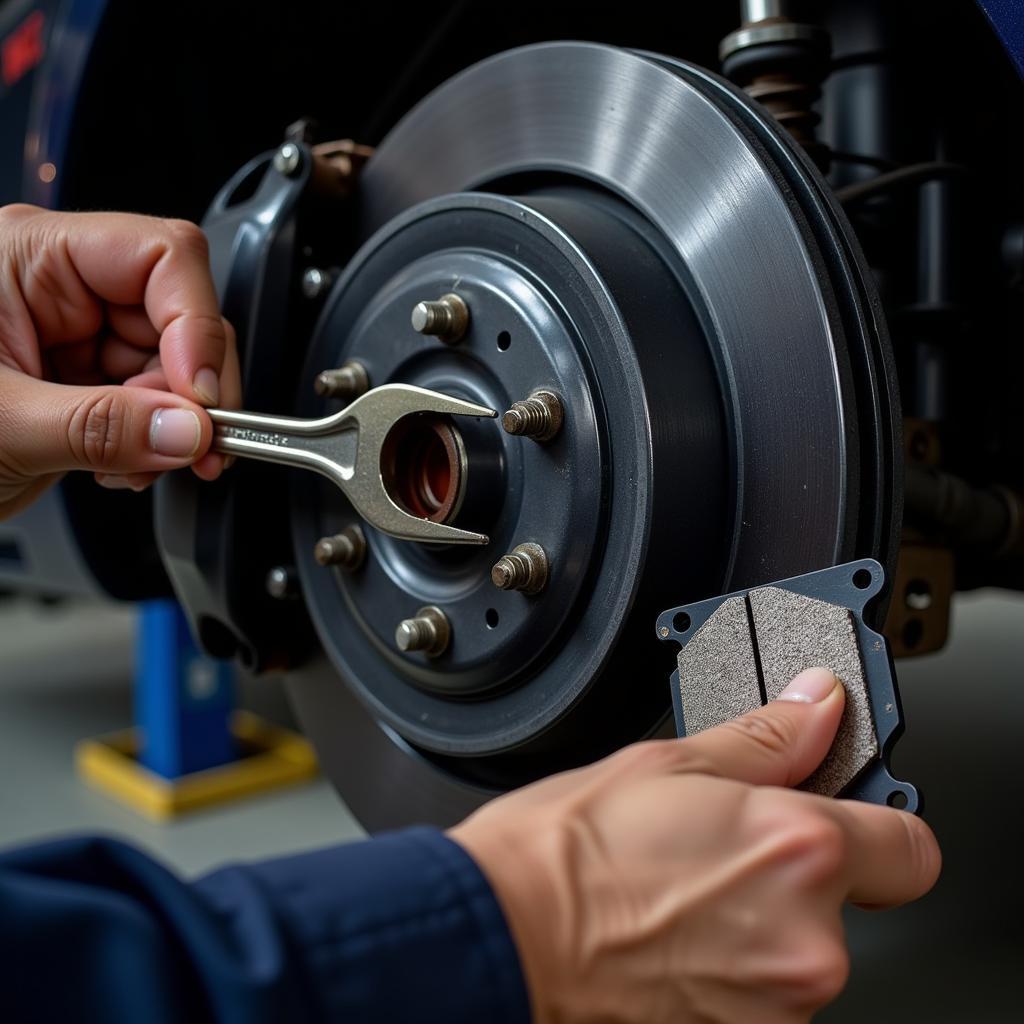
[0,596,362,875]
[0,591,1020,1021]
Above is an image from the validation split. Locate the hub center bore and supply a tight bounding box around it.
[381,415,467,524]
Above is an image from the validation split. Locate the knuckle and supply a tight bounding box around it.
[757,800,847,881]
[791,942,851,1008]
[165,218,209,257]
[68,390,127,470]
[608,740,665,773]
[0,202,40,228]
[723,709,799,759]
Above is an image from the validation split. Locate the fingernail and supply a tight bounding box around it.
[775,667,838,703]
[150,408,201,458]
[192,367,220,406]
[97,475,133,490]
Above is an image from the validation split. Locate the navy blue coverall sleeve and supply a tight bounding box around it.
[0,828,532,1023]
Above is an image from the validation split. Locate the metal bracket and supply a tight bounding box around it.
[656,559,920,813]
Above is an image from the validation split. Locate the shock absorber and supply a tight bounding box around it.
[719,0,832,168]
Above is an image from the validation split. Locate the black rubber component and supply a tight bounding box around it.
[656,559,919,813]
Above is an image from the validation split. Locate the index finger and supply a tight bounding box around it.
[62,212,230,406]
[824,798,942,908]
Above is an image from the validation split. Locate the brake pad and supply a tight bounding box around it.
[656,559,919,812]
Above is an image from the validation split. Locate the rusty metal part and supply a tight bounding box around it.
[903,416,942,466]
[491,542,549,594]
[310,139,374,198]
[501,389,563,443]
[395,605,450,657]
[884,541,954,657]
[314,524,367,572]
[314,360,370,402]
[410,293,469,344]
[720,3,831,167]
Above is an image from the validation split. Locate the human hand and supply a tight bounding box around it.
[451,668,940,1024]
[0,204,240,520]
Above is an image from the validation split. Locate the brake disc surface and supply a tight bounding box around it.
[284,42,899,829]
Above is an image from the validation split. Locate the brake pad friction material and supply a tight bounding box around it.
[748,587,878,797]
[657,560,919,812]
[678,595,763,735]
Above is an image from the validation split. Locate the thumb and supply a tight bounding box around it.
[674,667,846,788]
[0,370,213,477]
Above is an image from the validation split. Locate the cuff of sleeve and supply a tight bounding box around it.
[217,827,532,1024]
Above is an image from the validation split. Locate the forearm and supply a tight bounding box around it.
[0,830,530,1024]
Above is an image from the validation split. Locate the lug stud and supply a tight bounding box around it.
[314,524,366,572]
[410,293,469,344]
[273,142,302,177]
[395,606,451,657]
[491,542,549,595]
[314,360,369,401]
[501,390,563,443]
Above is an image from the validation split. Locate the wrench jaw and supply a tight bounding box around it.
[356,484,492,545]
[350,384,497,545]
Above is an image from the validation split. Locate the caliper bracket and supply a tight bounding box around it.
[656,559,919,812]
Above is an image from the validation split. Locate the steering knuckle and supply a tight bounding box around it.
[68,390,127,470]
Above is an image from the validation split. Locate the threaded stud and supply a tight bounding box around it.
[314,360,369,401]
[490,542,549,595]
[395,606,451,657]
[410,293,469,344]
[501,390,563,443]
[314,524,366,572]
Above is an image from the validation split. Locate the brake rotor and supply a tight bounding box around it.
[284,42,900,830]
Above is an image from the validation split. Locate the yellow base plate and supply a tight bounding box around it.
[75,711,318,821]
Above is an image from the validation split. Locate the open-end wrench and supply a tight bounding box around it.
[208,384,497,545]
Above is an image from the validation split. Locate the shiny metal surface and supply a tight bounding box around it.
[210,384,496,544]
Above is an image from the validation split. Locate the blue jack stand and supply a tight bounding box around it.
[76,600,317,820]
[136,600,235,778]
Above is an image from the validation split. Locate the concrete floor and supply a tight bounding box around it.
[1,590,1022,1020]
[0,596,362,875]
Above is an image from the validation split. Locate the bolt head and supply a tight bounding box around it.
[273,142,301,177]
[302,267,328,298]
[266,566,295,599]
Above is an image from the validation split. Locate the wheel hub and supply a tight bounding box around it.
[293,189,722,760]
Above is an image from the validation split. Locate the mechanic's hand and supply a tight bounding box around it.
[451,668,941,1024]
[0,204,240,520]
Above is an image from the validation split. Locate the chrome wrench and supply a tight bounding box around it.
[208,384,497,545]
